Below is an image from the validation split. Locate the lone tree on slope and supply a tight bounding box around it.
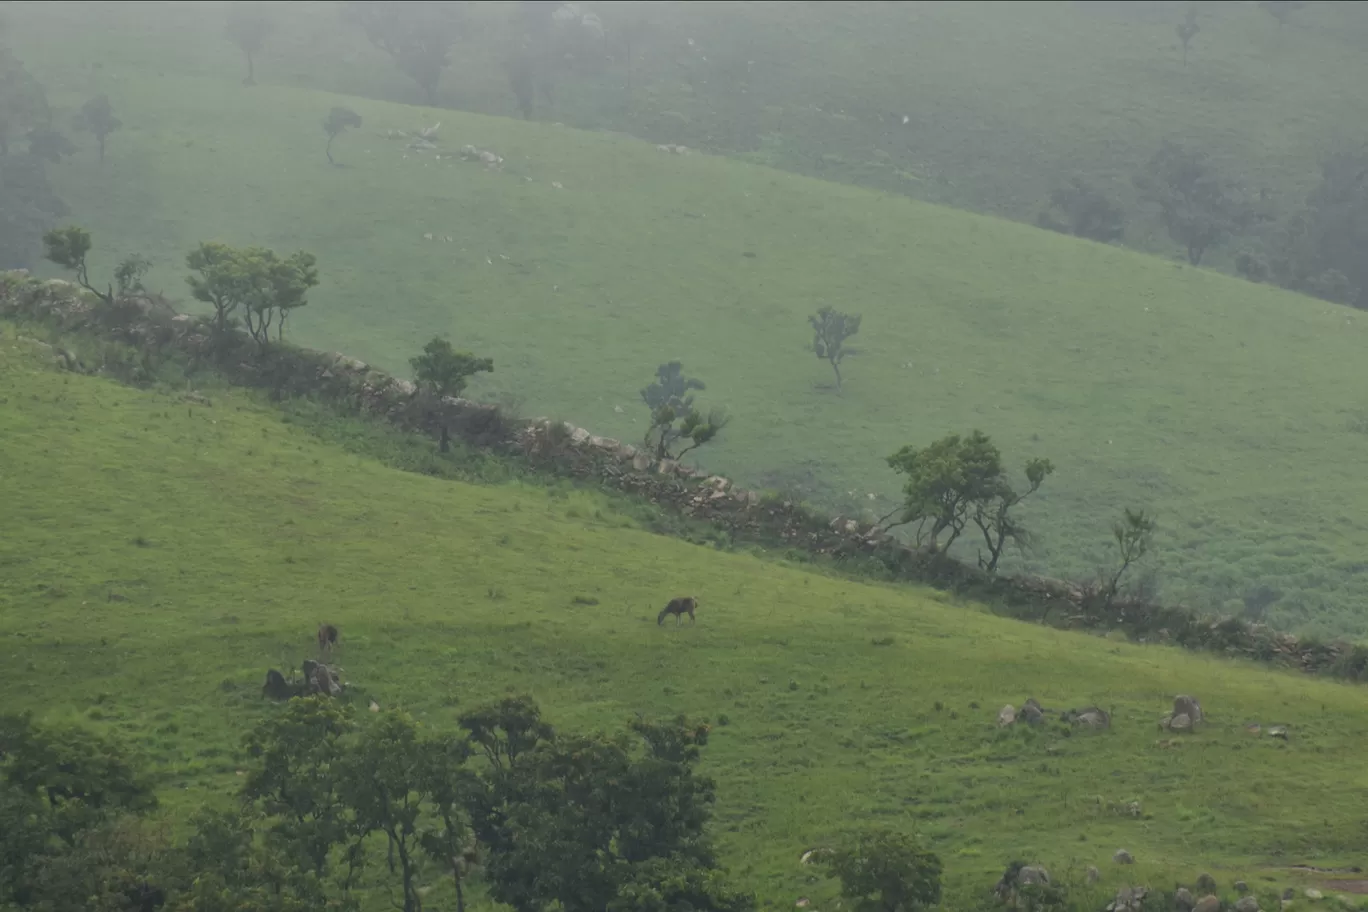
[225,4,274,86]
[323,107,362,165]
[410,336,494,452]
[72,94,120,161]
[809,305,862,390]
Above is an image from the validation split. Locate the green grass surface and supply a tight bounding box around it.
[9,0,1368,266]
[8,54,1368,636]
[4,329,1368,909]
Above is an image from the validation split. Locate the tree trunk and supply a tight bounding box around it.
[830,358,842,390]
[439,424,450,453]
[244,52,256,86]
[97,135,106,162]
[453,870,465,912]
[326,134,335,165]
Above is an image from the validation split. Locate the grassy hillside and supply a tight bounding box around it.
[4,328,1368,909]
[8,0,1368,268]
[6,57,1368,636]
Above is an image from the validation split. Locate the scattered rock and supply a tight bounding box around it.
[1065,705,1111,729]
[998,705,1017,727]
[1269,726,1289,740]
[1087,866,1101,885]
[1194,896,1221,912]
[1021,698,1045,725]
[1197,875,1218,893]
[1114,849,1134,865]
[1305,889,1323,901]
[182,391,211,406]
[1107,885,1149,912]
[1237,882,1250,895]
[369,700,380,712]
[262,669,291,700]
[795,900,808,909]
[1176,888,1196,910]
[303,659,343,697]
[1174,694,1204,724]
[1169,712,1193,732]
[994,863,1051,904]
[1235,897,1260,912]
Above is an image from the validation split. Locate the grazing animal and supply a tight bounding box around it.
[657,596,698,626]
[317,623,339,653]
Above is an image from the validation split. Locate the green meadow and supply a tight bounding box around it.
[4,32,1368,634]
[4,331,1368,909]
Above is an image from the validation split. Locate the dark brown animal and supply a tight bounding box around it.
[318,623,339,653]
[657,596,698,626]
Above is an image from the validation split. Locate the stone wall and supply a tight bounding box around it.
[4,272,1366,683]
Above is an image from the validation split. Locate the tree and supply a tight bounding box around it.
[1260,0,1308,25]
[323,106,362,165]
[186,241,319,346]
[43,225,113,304]
[1176,5,1199,65]
[1134,141,1248,266]
[883,430,1005,551]
[1284,146,1368,308]
[410,336,494,452]
[809,305,862,390]
[225,4,274,86]
[464,700,749,912]
[970,456,1055,573]
[0,713,157,847]
[416,734,478,912]
[338,711,429,912]
[822,829,942,912]
[343,1,467,106]
[73,95,120,162]
[645,403,730,462]
[457,694,553,772]
[241,697,356,883]
[639,361,727,460]
[1037,178,1125,243]
[26,126,76,163]
[1105,507,1156,602]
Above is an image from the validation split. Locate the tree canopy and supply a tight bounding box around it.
[343,1,467,105]
[186,241,319,346]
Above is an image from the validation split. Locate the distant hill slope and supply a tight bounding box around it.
[4,329,1368,908]
[9,0,1368,270]
[13,62,1368,636]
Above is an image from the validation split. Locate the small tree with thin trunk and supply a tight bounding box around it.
[1105,508,1156,604]
[225,5,273,86]
[1176,5,1199,66]
[970,456,1055,574]
[809,306,861,390]
[72,95,120,162]
[43,225,112,304]
[323,107,362,165]
[410,336,494,453]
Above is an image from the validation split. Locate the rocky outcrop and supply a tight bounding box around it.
[6,272,1368,687]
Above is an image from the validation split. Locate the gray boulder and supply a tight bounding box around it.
[1021,698,1045,725]
[1169,712,1193,732]
[998,705,1017,727]
[1197,874,1218,892]
[1194,897,1221,912]
[1114,849,1135,864]
[1236,882,1249,895]
[1174,694,1204,724]
[1175,888,1196,910]
[1087,866,1101,885]
[1235,897,1260,912]
[1107,886,1149,912]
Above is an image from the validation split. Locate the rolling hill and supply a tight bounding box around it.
[3,54,1367,636]
[3,326,1368,909]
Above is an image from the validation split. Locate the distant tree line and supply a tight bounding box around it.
[0,696,949,912]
